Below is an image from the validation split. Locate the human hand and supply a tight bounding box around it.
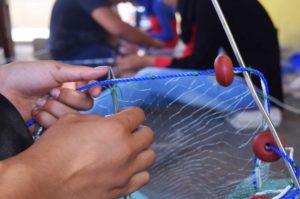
[151,39,166,48]
[119,42,140,55]
[32,80,103,129]
[116,55,155,74]
[163,0,178,9]
[0,61,108,125]
[1,107,156,199]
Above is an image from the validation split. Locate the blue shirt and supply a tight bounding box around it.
[133,0,177,41]
[49,0,112,56]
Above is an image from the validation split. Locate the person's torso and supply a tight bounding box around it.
[50,0,111,46]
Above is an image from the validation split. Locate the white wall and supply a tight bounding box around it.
[8,0,55,41]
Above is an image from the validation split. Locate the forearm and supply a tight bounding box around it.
[92,7,163,48]
[119,25,157,47]
[139,56,156,67]
[0,159,39,199]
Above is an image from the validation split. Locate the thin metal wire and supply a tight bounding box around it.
[210,0,300,188]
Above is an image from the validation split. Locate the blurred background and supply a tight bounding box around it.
[1,0,300,104]
[2,1,300,56]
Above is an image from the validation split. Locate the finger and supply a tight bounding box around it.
[51,63,108,84]
[121,72,137,78]
[118,64,132,72]
[123,171,151,195]
[108,107,145,132]
[116,56,123,65]
[50,88,93,110]
[32,109,57,128]
[74,80,101,98]
[130,149,156,174]
[62,82,77,90]
[131,126,155,153]
[39,99,78,118]
[87,80,102,98]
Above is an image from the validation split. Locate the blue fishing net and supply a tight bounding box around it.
[83,67,299,199]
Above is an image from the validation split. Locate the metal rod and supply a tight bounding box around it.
[211,0,300,187]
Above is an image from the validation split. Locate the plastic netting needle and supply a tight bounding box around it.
[108,67,131,199]
[108,67,119,113]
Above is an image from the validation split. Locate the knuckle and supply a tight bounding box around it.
[82,98,94,110]
[148,149,156,165]
[111,120,128,134]
[120,144,133,159]
[122,107,145,120]
[141,126,155,143]
[142,172,151,184]
[144,126,154,135]
[132,107,145,119]
[62,112,79,121]
[145,171,151,182]
[43,99,55,110]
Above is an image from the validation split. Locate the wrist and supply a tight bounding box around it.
[0,65,32,122]
[140,56,156,67]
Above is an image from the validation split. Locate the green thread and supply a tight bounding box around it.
[110,86,119,113]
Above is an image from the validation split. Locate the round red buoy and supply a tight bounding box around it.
[252,130,285,162]
[214,54,234,86]
[249,195,268,199]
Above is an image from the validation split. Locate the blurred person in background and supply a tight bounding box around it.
[117,0,283,104]
[132,0,179,49]
[49,0,165,64]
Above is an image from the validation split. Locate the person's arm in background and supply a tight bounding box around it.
[116,0,222,73]
[118,0,223,71]
[92,7,165,48]
[116,54,171,73]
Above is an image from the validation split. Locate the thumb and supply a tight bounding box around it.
[51,64,109,83]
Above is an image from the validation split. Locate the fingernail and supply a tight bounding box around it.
[95,66,109,73]
[32,107,39,117]
[84,66,108,76]
[50,88,61,98]
[36,98,46,107]
[94,66,108,70]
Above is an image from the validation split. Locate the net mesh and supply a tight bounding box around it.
[84,67,295,199]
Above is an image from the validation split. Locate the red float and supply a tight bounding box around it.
[252,130,285,162]
[214,54,234,87]
[249,195,268,199]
